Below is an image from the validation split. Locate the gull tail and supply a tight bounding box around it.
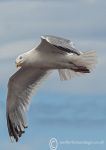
[58,51,97,80]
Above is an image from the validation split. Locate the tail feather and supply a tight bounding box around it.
[58,69,83,80]
[58,51,97,80]
[73,51,97,70]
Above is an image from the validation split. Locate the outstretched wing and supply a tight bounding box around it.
[37,35,81,55]
[6,66,49,142]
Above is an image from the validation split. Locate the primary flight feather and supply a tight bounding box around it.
[6,35,97,142]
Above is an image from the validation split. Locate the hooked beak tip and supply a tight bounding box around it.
[16,64,19,68]
[16,63,21,68]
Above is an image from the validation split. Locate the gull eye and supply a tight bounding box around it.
[19,56,23,59]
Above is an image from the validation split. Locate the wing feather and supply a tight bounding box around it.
[40,35,81,55]
[6,66,49,142]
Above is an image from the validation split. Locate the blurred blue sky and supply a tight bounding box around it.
[0,0,106,150]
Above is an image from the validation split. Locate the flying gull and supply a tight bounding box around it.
[6,35,97,142]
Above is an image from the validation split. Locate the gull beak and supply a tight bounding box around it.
[16,62,22,68]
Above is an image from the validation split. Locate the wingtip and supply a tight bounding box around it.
[7,114,27,142]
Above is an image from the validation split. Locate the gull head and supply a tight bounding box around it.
[16,53,27,68]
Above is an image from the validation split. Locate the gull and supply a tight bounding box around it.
[6,35,97,142]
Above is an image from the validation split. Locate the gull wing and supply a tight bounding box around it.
[36,35,81,55]
[6,66,49,142]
